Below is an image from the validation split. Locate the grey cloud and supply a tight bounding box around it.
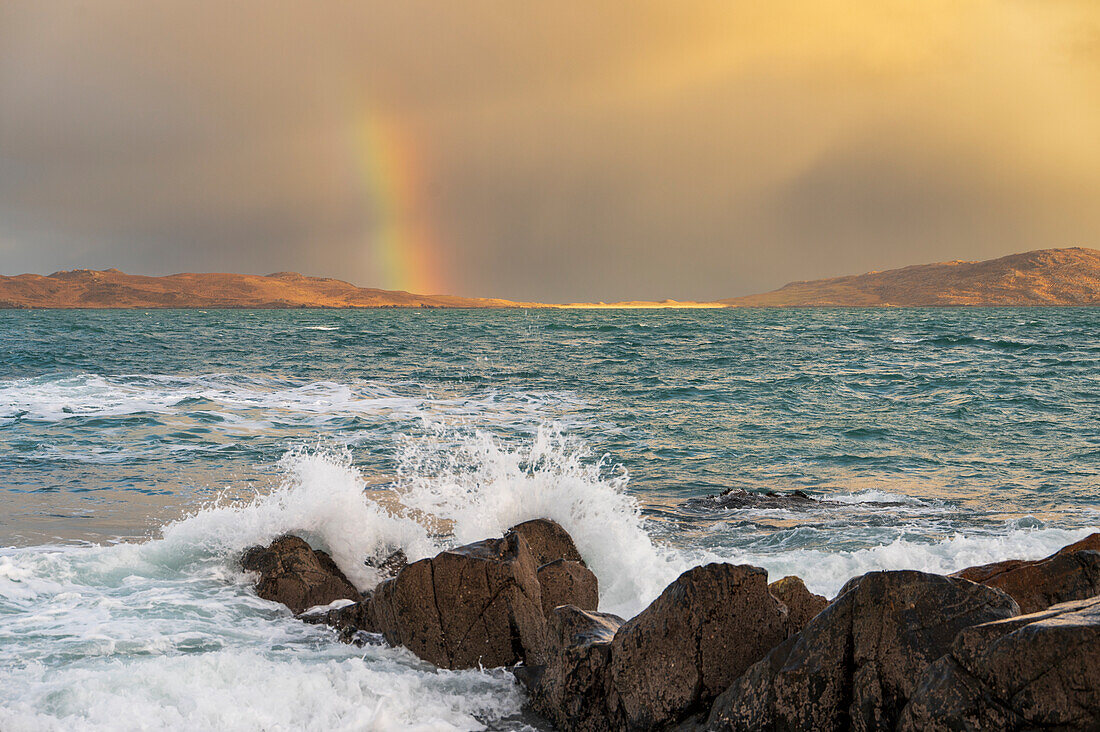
[2,1,1099,300]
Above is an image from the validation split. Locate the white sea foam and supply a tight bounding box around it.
[157,431,1100,613]
[2,431,1098,730]
[157,449,436,590]
[0,537,525,731]
[827,489,926,505]
[0,373,582,430]
[0,609,524,732]
[155,430,686,618]
[392,426,686,617]
[0,654,525,732]
[694,526,1099,599]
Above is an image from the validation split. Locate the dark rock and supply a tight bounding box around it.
[954,534,1100,613]
[707,570,1020,732]
[1060,532,1100,555]
[768,575,829,634]
[365,548,407,578]
[240,535,360,614]
[952,533,1100,584]
[370,530,548,669]
[538,559,599,615]
[899,595,1100,731]
[519,605,625,732]
[299,595,376,635]
[609,563,789,730]
[687,488,820,511]
[509,518,586,566]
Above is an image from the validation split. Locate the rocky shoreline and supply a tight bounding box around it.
[240,520,1100,730]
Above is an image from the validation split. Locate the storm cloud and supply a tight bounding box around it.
[2,1,1099,301]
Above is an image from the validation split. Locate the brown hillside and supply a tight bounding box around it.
[721,248,1100,306]
[0,269,536,309]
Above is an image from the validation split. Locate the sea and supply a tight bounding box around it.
[1,307,1098,730]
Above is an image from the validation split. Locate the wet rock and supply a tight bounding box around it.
[537,559,599,615]
[707,570,1020,732]
[768,575,829,633]
[365,548,407,578]
[299,595,376,638]
[899,595,1100,731]
[370,530,548,669]
[240,535,360,614]
[686,488,820,511]
[954,534,1100,612]
[953,532,1100,584]
[609,563,789,730]
[1060,532,1100,554]
[509,518,586,566]
[518,605,625,732]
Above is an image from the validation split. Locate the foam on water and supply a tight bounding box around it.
[2,430,1098,729]
[0,520,525,731]
[393,426,684,617]
[703,526,1098,598]
[0,656,523,732]
[0,373,581,429]
[158,449,436,589]
[157,429,687,617]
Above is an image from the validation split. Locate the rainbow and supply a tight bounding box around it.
[351,111,446,295]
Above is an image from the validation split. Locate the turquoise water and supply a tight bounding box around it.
[2,308,1099,730]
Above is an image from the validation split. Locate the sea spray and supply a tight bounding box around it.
[158,447,435,589]
[392,425,689,617]
[145,424,692,618]
[3,438,1098,730]
[704,525,1100,598]
[3,307,1099,730]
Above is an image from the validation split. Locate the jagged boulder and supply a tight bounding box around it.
[538,559,599,615]
[518,605,625,732]
[299,596,376,640]
[686,488,820,511]
[509,518,586,566]
[370,530,547,669]
[954,534,1100,613]
[768,575,828,633]
[707,570,1020,732]
[609,563,789,730]
[899,595,1100,731]
[365,548,408,578]
[240,535,360,614]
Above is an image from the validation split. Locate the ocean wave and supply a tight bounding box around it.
[2,432,1098,729]
[0,373,585,430]
[391,426,685,618]
[697,525,1099,599]
[827,489,927,505]
[153,429,686,618]
[0,540,523,731]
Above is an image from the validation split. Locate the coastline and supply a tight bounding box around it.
[245,518,1100,731]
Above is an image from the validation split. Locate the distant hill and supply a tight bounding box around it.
[0,269,535,309]
[4,248,1098,309]
[722,248,1100,306]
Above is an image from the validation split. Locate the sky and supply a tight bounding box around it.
[2,1,1099,302]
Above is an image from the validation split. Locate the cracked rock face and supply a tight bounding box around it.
[954,534,1100,613]
[299,597,376,641]
[609,563,789,730]
[537,559,599,616]
[707,570,1020,732]
[240,535,360,615]
[519,605,625,732]
[768,575,829,634]
[369,530,548,669]
[509,518,586,567]
[898,595,1100,731]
